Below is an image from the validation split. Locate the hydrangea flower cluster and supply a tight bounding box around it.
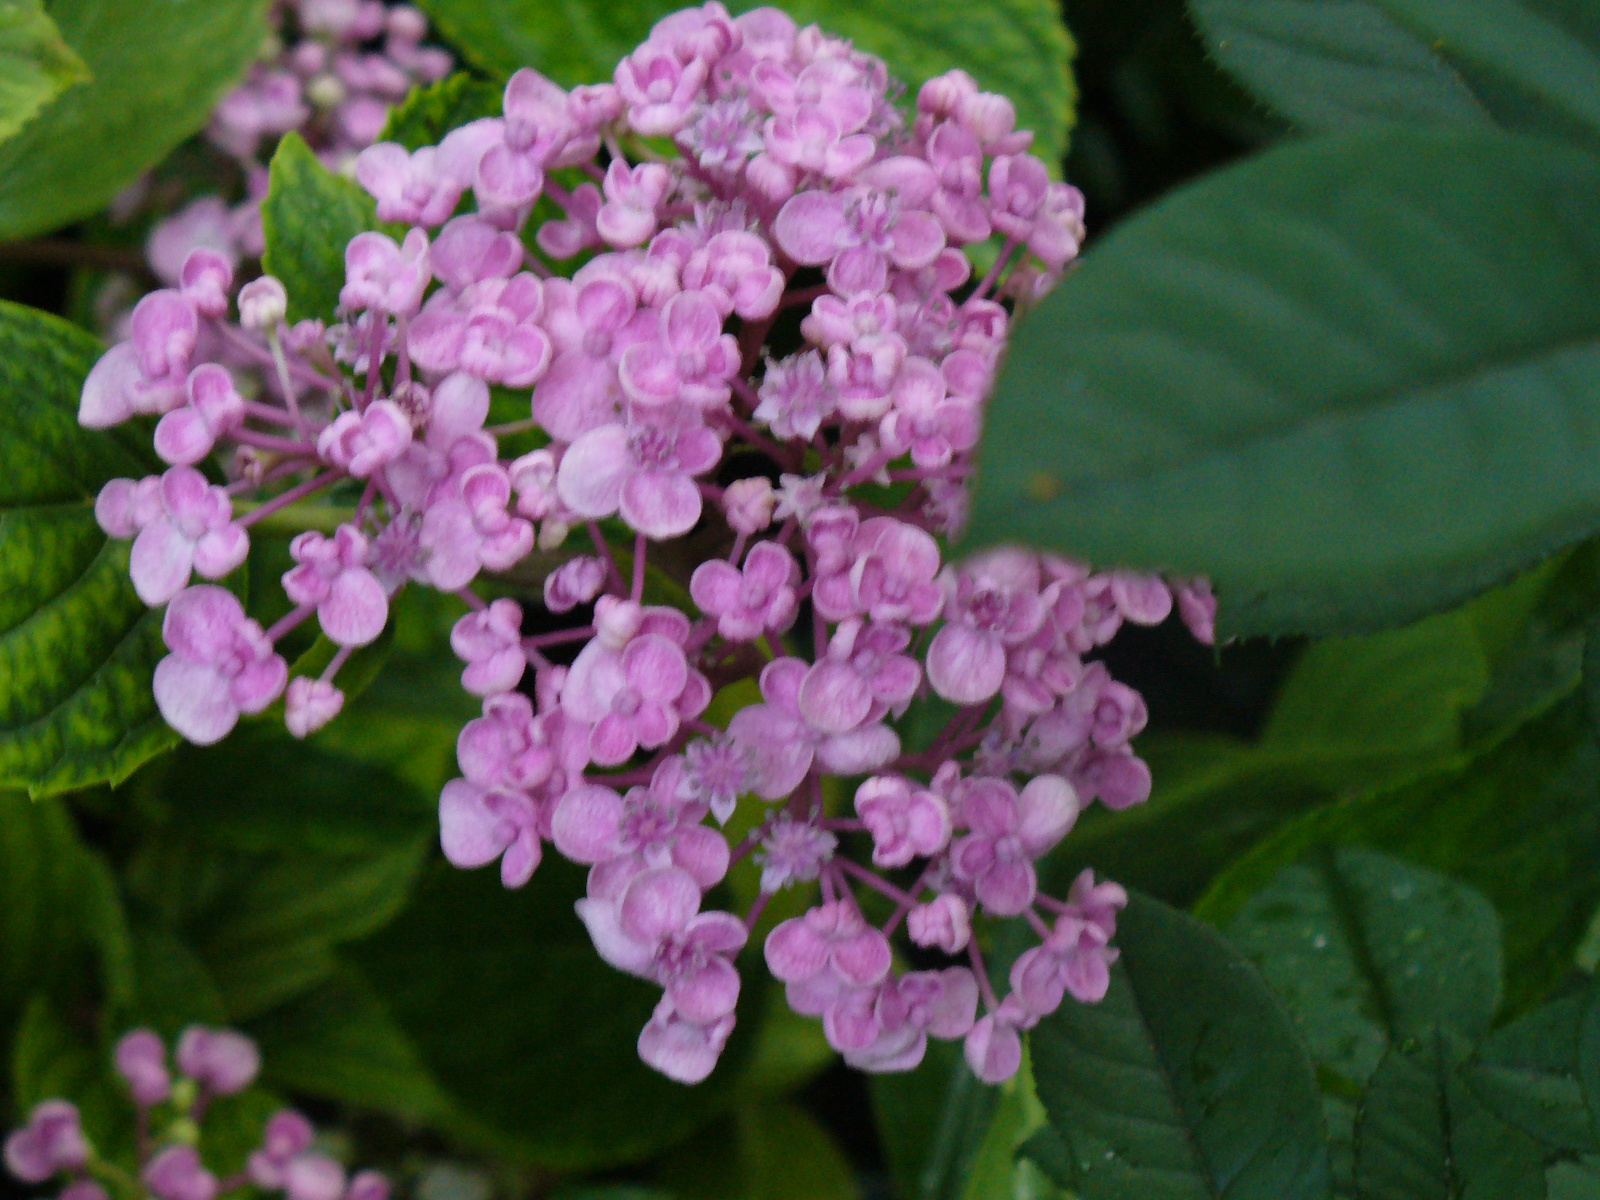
[144,0,453,286]
[80,3,1217,1087]
[4,1026,387,1200]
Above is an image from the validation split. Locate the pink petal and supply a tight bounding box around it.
[619,866,700,943]
[551,783,624,862]
[130,519,195,605]
[153,656,237,745]
[620,469,703,539]
[556,423,631,518]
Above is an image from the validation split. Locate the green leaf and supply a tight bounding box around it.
[347,857,756,1170]
[1467,983,1597,1154]
[1550,1159,1600,1200]
[872,1040,1001,1200]
[652,1099,856,1200]
[1354,1028,1545,1200]
[0,791,133,1029]
[380,71,502,151]
[1226,848,1502,1094]
[0,0,88,146]
[1030,891,1331,1200]
[0,0,269,239]
[956,1053,1064,1200]
[418,0,1076,166]
[246,963,452,1121]
[1198,690,1600,1015]
[10,994,131,1156]
[262,132,385,325]
[0,302,181,796]
[965,127,1600,638]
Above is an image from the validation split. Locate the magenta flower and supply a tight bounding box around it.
[552,756,730,897]
[690,542,800,641]
[531,275,649,441]
[854,775,952,868]
[4,1102,87,1183]
[907,894,971,954]
[144,1146,218,1200]
[618,289,740,411]
[175,1026,260,1095]
[927,548,1050,705]
[317,399,413,478]
[879,355,979,470]
[557,411,722,539]
[537,182,603,258]
[948,773,1078,915]
[451,599,526,695]
[560,606,712,764]
[420,463,536,590]
[115,1029,171,1106]
[284,677,344,738]
[988,153,1049,240]
[153,586,287,745]
[340,229,432,316]
[576,865,747,1023]
[154,364,246,465]
[282,525,388,647]
[355,142,465,227]
[727,657,899,799]
[842,968,979,1072]
[129,467,250,606]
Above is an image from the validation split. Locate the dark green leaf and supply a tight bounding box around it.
[0,0,269,238]
[1580,986,1600,1153]
[348,857,756,1170]
[262,132,385,325]
[966,128,1600,638]
[0,302,178,796]
[247,964,451,1121]
[1550,1159,1600,1200]
[652,1099,856,1200]
[1354,1028,1545,1200]
[1189,0,1493,134]
[380,72,502,151]
[0,0,88,145]
[418,0,1077,167]
[872,1040,1000,1200]
[1198,690,1600,1015]
[10,994,132,1158]
[1226,848,1502,1093]
[127,922,228,1030]
[1467,984,1597,1154]
[1030,891,1331,1200]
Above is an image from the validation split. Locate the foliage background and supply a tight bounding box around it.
[6,0,1600,1197]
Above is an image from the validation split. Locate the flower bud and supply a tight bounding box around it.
[238,276,288,331]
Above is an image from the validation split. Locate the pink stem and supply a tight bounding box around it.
[266,604,316,644]
[237,470,341,528]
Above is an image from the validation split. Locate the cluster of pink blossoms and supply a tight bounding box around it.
[4,1026,387,1200]
[143,0,452,286]
[79,3,1217,1086]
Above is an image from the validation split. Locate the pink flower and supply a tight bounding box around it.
[130,467,250,605]
[754,350,836,440]
[722,476,774,534]
[95,474,163,539]
[819,516,944,626]
[4,1102,87,1183]
[248,1112,313,1189]
[556,411,722,540]
[774,177,945,275]
[317,399,413,478]
[798,620,921,731]
[544,555,608,612]
[80,290,197,427]
[618,289,740,411]
[537,182,603,258]
[948,774,1078,915]
[340,229,432,315]
[153,586,287,745]
[153,364,247,466]
[927,549,1050,704]
[115,1028,171,1106]
[552,756,729,897]
[964,994,1034,1084]
[681,734,750,825]
[175,1025,260,1094]
[1010,870,1127,1013]
[559,604,712,764]
[420,464,536,589]
[842,968,979,1072]
[765,900,892,1048]
[925,122,991,243]
[576,866,746,1023]
[681,230,784,320]
[597,160,673,247]
[450,599,525,695]
[430,214,525,290]
[144,1146,218,1200]
[285,677,345,738]
[988,153,1049,240]
[408,274,553,388]
[282,525,388,646]
[727,657,899,800]
[755,813,837,892]
[638,995,735,1084]
[907,894,971,954]
[1175,577,1217,644]
[854,775,952,867]
[355,142,465,227]
[615,44,707,137]
[689,542,799,641]
[878,356,979,470]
